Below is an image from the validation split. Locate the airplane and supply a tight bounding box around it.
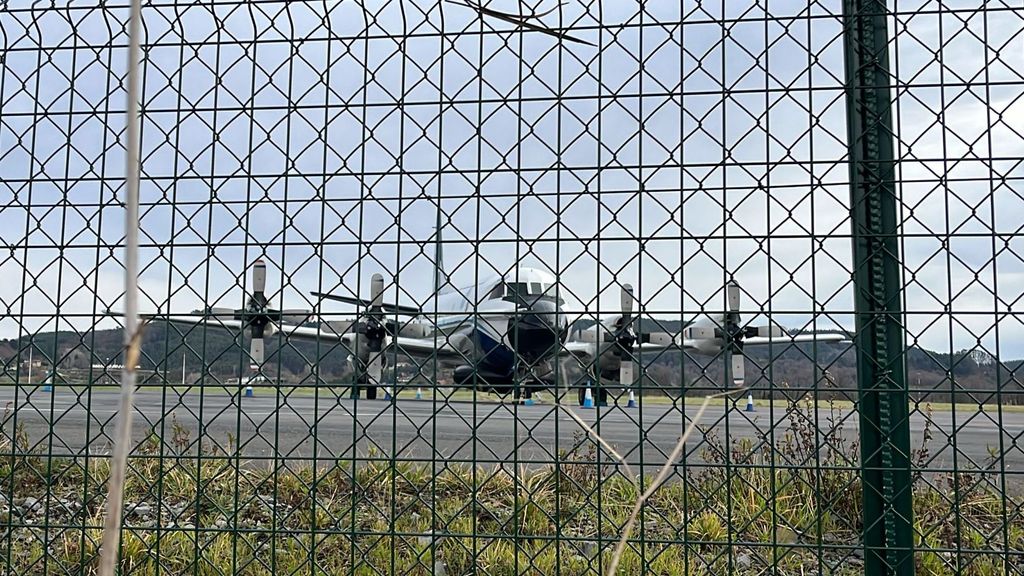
[129,248,846,405]
[146,257,573,401]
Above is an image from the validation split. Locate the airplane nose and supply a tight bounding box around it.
[508,299,566,362]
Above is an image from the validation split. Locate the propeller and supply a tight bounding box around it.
[201,259,314,366]
[248,260,270,364]
[314,273,392,396]
[688,280,785,387]
[363,273,386,388]
[724,281,744,387]
[567,283,677,388]
[615,284,637,387]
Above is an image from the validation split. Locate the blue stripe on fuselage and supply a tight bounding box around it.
[474,326,514,376]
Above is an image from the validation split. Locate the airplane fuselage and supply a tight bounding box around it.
[390,267,567,391]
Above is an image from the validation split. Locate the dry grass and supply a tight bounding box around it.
[0,397,1020,574]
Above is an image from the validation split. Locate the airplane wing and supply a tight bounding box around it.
[741,333,849,347]
[143,314,248,333]
[559,337,695,360]
[680,325,848,350]
[148,315,349,343]
[673,333,847,352]
[560,341,596,360]
[386,336,468,364]
[150,315,467,358]
[637,334,690,352]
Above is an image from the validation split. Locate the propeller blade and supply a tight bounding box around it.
[621,284,634,325]
[370,273,385,313]
[252,259,267,296]
[250,338,265,365]
[730,351,745,387]
[311,292,421,316]
[727,281,740,314]
[311,292,364,307]
[366,351,383,387]
[620,361,634,387]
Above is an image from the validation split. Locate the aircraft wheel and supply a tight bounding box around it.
[365,385,377,400]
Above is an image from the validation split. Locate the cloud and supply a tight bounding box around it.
[1,1,1021,359]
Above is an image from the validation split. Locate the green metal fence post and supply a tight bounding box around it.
[841,1,915,574]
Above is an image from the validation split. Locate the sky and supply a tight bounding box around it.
[1,0,1022,360]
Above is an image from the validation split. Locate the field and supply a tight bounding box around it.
[1,400,1019,575]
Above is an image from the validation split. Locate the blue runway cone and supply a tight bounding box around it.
[627,390,637,408]
[523,395,534,406]
[745,392,755,412]
[416,387,423,400]
[582,387,594,409]
[245,385,254,398]
[42,374,53,392]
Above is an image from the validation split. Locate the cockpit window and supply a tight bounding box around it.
[505,282,530,299]
[500,281,564,304]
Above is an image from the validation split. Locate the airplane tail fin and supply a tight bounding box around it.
[434,207,452,294]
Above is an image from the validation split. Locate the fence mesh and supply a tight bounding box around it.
[1,1,1022,574]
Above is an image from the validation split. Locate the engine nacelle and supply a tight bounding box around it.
[261,322,277,339]
[572,331,623,374]
[341,330,385,361]
[684,316,724,355]
[396,322,431,339]
[595,341,623,373]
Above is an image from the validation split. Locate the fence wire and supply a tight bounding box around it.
[1,1,1022,574]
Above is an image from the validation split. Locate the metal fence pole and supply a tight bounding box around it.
[841,1,915,574]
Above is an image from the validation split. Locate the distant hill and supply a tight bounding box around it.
[0,322,354,383]
[2,323,1021,404]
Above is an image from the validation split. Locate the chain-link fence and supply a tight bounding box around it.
[1,1,1022,574]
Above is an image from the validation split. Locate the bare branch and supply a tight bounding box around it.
[446,0,595,46]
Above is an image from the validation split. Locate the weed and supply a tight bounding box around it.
[0,404,1019,575]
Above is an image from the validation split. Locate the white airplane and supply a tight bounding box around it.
[141,251,846,405]
[152,258,569,400]
[132,207,846,404]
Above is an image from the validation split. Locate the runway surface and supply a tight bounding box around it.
[1,387,1021,482]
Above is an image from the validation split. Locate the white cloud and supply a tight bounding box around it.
[1,1,1021,359]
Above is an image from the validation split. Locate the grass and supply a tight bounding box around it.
[0,399,1021,574]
